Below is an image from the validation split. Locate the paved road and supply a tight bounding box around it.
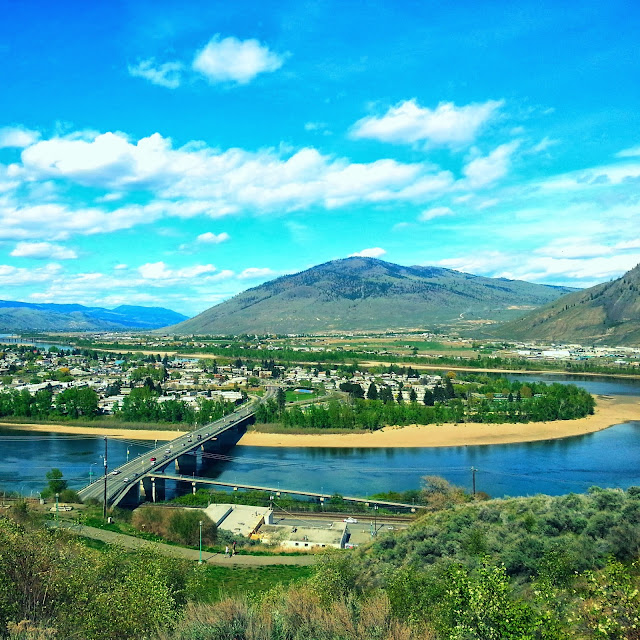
[53,521,317,566]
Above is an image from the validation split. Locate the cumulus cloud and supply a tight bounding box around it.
[351,99,503,148]
[192,35,285,84]
[128,58,183,89]
[196,231,230,244]
[0,126,40,148]
[10,242,77,260]
[418,206,453,222]
[16,130,453,215]
[349,247,386,258]
[463,141,520,187]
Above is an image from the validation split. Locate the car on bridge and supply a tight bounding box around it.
[150,457,157,462]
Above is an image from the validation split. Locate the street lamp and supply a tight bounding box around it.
[55,492,59,521]
[373,504,378,536]
[198,520,203,565]
[89,462,96,483]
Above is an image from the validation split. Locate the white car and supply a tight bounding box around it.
[343,517,358,524]
[110,470,120,475]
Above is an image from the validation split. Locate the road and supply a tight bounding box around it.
[53,521,317,566]
[78,387,277,506]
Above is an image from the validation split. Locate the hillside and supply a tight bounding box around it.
[494,263,640,345]
[0,301,188,332]
[170,257,575,334]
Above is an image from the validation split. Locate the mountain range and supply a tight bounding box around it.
[494,263,640,345]
[169,257,576,335]
[0,301,189,332]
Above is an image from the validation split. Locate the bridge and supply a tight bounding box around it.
[143,473,419,511]
[78,387,276,507]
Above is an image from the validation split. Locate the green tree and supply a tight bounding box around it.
[45,468,67,495]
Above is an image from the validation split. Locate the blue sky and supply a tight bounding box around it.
[0,0,639,316]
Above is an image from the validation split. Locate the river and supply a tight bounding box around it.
[0,373,638,500]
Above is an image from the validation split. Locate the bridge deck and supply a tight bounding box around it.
[152,473,418,509]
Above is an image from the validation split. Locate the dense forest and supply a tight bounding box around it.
[1,485,639,639]
[255,376,595,430]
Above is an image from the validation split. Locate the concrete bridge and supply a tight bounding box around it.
[142,473,420,511]
[78,389,275,507]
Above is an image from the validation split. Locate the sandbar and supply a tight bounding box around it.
[0,422,185,441]
[237,394,640,448]
[0,394,638,447]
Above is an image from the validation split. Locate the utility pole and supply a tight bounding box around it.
[471,466,477,497]
[103,436,108,519]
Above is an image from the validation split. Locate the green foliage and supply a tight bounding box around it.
[259,378,595,430]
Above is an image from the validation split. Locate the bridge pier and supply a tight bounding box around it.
[176,454,197,476]
[141,476,165,502]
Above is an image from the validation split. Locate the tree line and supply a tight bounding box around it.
[256,378,595,430]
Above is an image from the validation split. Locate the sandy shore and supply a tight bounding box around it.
[237,394,640,448]
[0,422,186,441]
[1,394,638,447]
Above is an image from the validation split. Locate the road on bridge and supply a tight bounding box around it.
[78,387,277,507]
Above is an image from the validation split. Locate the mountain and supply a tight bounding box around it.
[169,257,576,335]
[0,301,189,332]
[493,263,640,345]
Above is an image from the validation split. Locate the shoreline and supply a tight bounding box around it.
[0,394,637,448]
[237,394,640,448]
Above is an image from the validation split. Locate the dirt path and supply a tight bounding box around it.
[55,522,317,566]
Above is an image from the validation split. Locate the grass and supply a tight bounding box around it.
[193,565,314,602]
[285,389,320,402]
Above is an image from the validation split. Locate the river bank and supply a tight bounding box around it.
[238,394,640,448]
[1,394,637,447]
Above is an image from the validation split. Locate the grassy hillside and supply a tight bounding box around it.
[495,263,640,345]
[170,257,575,334]
[2,486,639,639]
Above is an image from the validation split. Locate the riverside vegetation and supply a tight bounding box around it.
[254,374,595,431]
[1,481,639,639]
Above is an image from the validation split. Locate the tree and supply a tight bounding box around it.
[409,388,418,403]
[276,387,286,412]
[366,382,378,400]
[45,468,67,495]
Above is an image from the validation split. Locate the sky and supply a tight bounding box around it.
[0,0,639,317]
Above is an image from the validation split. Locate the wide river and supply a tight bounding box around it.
[0,374,639,500]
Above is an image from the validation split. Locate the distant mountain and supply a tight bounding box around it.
[493,263,640,345]
[0,301,189,332]
[169,257,576,335]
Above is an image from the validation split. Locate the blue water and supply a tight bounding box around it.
[0,372,638,499]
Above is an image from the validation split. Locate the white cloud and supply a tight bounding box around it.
[463,141,520,187]
[237,267,276,280]
[418,206,453,221]
[128,58,183,89]
[437,250,640,286]
[531,136,559,153]
[615,145,640,158]
[196,231,230,244]
[10,241,77,260]
[0,262,62,286]
[192,35,285,84]
[114,263,128,270]
[351,99,503,148]
[138,261,217,280]
[16,130,453,216]
[0,126,40,148]
[349,247,386,258]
